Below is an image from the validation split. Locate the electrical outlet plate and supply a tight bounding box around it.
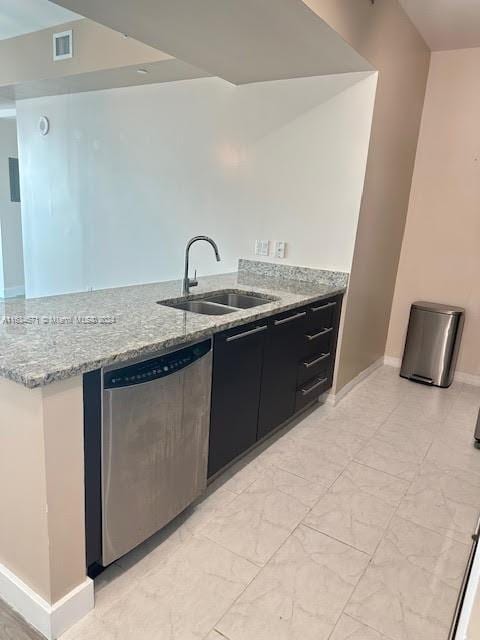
[274,241,286,259]
[255,240,269,257]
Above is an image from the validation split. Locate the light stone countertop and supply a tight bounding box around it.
[0,269,346,389]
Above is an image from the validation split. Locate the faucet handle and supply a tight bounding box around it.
[190,269,198,288]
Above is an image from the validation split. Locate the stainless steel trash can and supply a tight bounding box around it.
[400,301,465,388]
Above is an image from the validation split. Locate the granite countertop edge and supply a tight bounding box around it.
[0,266,347,389]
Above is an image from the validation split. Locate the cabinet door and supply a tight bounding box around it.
[257,308,307,440]
[208,321,268,478]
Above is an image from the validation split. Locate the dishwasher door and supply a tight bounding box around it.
[101,339,212,566]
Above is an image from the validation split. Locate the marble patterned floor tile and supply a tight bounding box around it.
[97,535,257,640]
[290,416,371,450]
[91,488,241,615]
[442,411,479,433]
[112,486,237,587]
[213,451,273,495]
[334,397,394,423]
[354,438,421,482]
[264,435,348,485]
[374,419,434,458]
[387,402,449,431]
[216,525,369,640]
[257,465,331,507]
[287,421,367,456]
[345,537,459,640]
[425,427,480,476]
[303,464,404,554]
[93,563,132,611]
[329,615,391,640]
[57,368,480,640]
[338,462,410,506]
[326,400,390,429]
[205,631,229,640]
[347,381,404,403]
[397,461,480,544]
[320,413,383,440]
[186,487,239,531]
[381,515,470,589]
[443,391,480,426]
[60,612,115,640]
[199,469,316,565]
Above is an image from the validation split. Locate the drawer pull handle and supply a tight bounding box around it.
[301,377,328,396]
[311,301,337,313]
[304,353,330,369]
[226,325,267,342]
[306,327,333,341]
[274,311,306,326]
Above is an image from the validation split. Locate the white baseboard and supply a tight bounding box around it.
[383,355,480,387]
[325,357,384,406]
[0,562,94,639]
[1,285,25,299]
[383,355,401,368]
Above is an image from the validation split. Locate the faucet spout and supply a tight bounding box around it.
[183,236,221,296]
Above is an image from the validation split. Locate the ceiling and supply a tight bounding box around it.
[50,0,372,84]
[0,58,209,101]
[0,0,80,41]
[398,0,480,51]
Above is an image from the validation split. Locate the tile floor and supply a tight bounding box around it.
[29,367,480,639]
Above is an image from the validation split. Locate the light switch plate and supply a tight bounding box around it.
[255,240,270,257]
[274,241,286,259]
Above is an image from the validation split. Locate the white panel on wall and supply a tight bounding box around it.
[16,72,377,298]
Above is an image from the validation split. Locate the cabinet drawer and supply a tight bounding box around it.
[297,351,332,386]
[303,326,333,358]
[306,298,338,332]
[295,374,331,412]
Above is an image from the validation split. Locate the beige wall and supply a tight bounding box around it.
[386,47,480,377]
[0,379,50,600]
[0,18,170,88]
[304,0,430,390]
[0,376,85,604]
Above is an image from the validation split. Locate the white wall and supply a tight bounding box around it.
[0,118,25,297]
[16,72,376,298]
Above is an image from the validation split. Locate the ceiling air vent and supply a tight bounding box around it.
[53,29,73,61]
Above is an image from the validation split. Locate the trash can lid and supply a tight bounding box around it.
[412,301,465,316]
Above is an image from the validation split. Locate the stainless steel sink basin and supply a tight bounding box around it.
[159,290,277,316]
[162,300,237,315]
[202,292,272,309]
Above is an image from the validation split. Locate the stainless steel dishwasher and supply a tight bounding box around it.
[101,339,212,566]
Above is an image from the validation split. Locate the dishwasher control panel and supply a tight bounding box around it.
[103,339,211,389]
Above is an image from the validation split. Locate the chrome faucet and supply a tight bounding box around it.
[183,236,221,295]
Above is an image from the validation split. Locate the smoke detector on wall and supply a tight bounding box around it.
[53,29,73,61]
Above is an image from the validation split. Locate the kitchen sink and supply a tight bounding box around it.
[159,290,277,315]
[202,292,272,309]
[162,300,237,315]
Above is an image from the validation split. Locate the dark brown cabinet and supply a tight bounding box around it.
[208,293,343,478]
[208,320,268,478]
[257,309,307,440]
